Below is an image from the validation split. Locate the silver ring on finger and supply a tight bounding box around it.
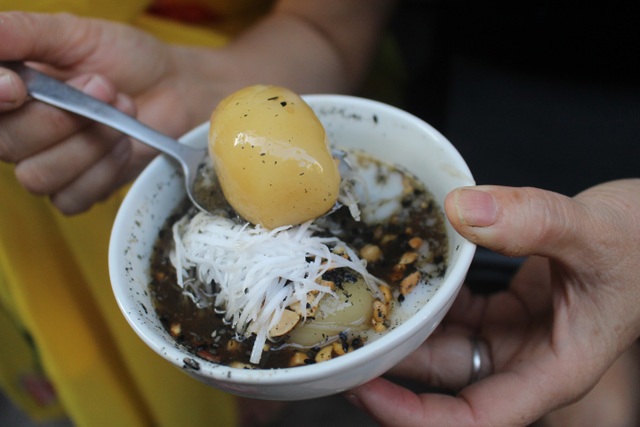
[469,336,483,385]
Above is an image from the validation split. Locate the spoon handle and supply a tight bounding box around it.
[0,61,202,165]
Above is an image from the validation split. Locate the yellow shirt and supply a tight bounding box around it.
[0,1,269,425]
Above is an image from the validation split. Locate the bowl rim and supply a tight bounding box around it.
[109,94,476,386]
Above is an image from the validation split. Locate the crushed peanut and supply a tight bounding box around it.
[372,300,388,323]
[390,263,407,282]
[332,341,347,356]
[399,251,419,265]
[381,234,397,245]
[290,292,320,317]
[269,309,301,337]
[289,351,311,367]
[169,323,182,337]
[332,246,347,256]
[359,244,383,263]
[226,339,242,352]
[373,321,387,332]
[315,346,333,363]
[400,271,421,296]
[408,237,423,249]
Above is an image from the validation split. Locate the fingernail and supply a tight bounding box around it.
[0,71,19,105]
[81,74,109,97]
[343,392,364,410]
[454,188,498,227]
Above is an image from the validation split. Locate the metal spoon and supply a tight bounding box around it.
[1,61,210,213]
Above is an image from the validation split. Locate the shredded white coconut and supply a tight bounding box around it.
[169,212,383,364]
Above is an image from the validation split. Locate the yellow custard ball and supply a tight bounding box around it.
[208,85,340,229]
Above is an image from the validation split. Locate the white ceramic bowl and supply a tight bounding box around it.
[109,95,476,401]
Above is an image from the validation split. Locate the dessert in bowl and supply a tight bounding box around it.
[108,92,476,400]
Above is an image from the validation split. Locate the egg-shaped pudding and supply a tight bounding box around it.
[209,85,340,229]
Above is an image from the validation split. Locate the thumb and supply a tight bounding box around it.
[444,185,589,261]
[0,67,27,110]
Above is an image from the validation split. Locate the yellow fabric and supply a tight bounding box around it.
[0,0,281,425]
[7,0,149,22]
[0,301,66,421]
[133,13,229,47]
[6,0,273,44]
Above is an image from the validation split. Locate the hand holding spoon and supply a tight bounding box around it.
[1,63,347,223]
[0,61,211,213]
